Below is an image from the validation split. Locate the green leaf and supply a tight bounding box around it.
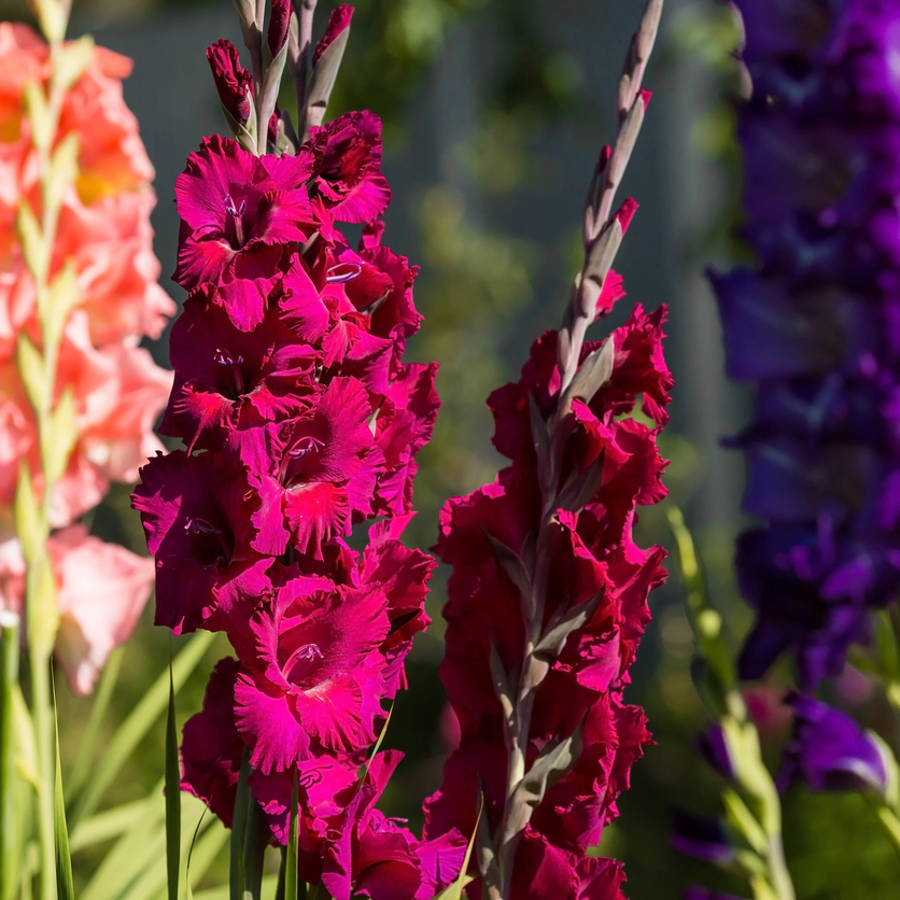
[31,0,68,44]
[14,465,41,564]
[43,388,78,487]
[166,654,181,900]
[284,771,299,900]
[15,334,45,416]
[559,337,616,410]
[184,813,228,899]
[431,795,482,900]
[722,787,768,856]
[22,82,52,153]
[1,612,21,900]
[362,702,394,784]
[27,555,58,659]
[534,592,604,661]
[52,678,74,900]
[229,754,250,900]
[16,199,45,285]
[229,754,267,900]
[241,787,266,900]
[44,133,80,225]
[303,19,351,135]
[510,731,580,813]
[584,219,623,294]
[80,783,165,900]
[44,262,80,352]
[12,687,38,788]
[184,810,207,900]
[69,797,147,852]
[67,645,124,801]
[71,631,215,826]
[51,36,94,94]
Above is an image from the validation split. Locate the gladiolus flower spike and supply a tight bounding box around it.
[133,3,466,896]
[423,2,671,898]
[715,0,900,688]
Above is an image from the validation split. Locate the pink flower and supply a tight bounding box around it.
[307,111,391,224]
[241,377,384,557]
[160,283,322,450]
[0,312,171,527]
[131,450,273,634]
[233,575,391,772]
[429,296,670,893]
[319,751,467,900]
[180,656,365,841]
[313,5,354,66]
[0,24,173,359]
[173,135,316,330]
[49,526,153,694]
[0,527,153,694]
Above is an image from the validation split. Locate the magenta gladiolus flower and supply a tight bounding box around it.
[306,111,392,223]
[133,4,464,892]
[233,577,391,772]
[173,135,315,330]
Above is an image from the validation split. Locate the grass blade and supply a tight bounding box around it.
[284,769,299,900]
[166,652,181,900]
[229,754,250,900]
[242,786,266,899]
[67,645,123,800]
[51,674,74,900]
[432,795,482,900]
[80,786,164,900]
[1,612,21,900]
[69,798,147,852]
[72,631,215,826]
[362,703,393,784]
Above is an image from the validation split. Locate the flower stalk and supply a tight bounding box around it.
[136,4,465,895]
[426,3,671,897]
[16,3,92,895]
[490,4,663,894]
[669,508,795,900]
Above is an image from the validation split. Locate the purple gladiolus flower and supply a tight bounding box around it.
[670,811,734,865]
[715,0,900,686]
[778,694,891,801]
[696,724,735,781]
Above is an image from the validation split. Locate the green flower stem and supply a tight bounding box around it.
[875,804,900,856]
[668,508,795,900]
[16,3,83,897]
[1,612,21,900]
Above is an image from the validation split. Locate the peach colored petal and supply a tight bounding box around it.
[49,525,154,694]
[0,536,25,616]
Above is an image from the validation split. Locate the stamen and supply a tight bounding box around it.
[288,435,325,458]
[183,516,222,536]
[223,194,247,246]
[326,263,362,284]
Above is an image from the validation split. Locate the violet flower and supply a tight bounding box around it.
[714,1,900,686]
[778,694,893,802]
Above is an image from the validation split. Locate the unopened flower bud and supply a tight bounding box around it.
[206,39,253,127]
[313,4,354,65]
[267,0,292,57]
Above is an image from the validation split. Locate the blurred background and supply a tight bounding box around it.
[5,0,900,896]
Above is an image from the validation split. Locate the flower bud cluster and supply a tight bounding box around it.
[133,19,466,895]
